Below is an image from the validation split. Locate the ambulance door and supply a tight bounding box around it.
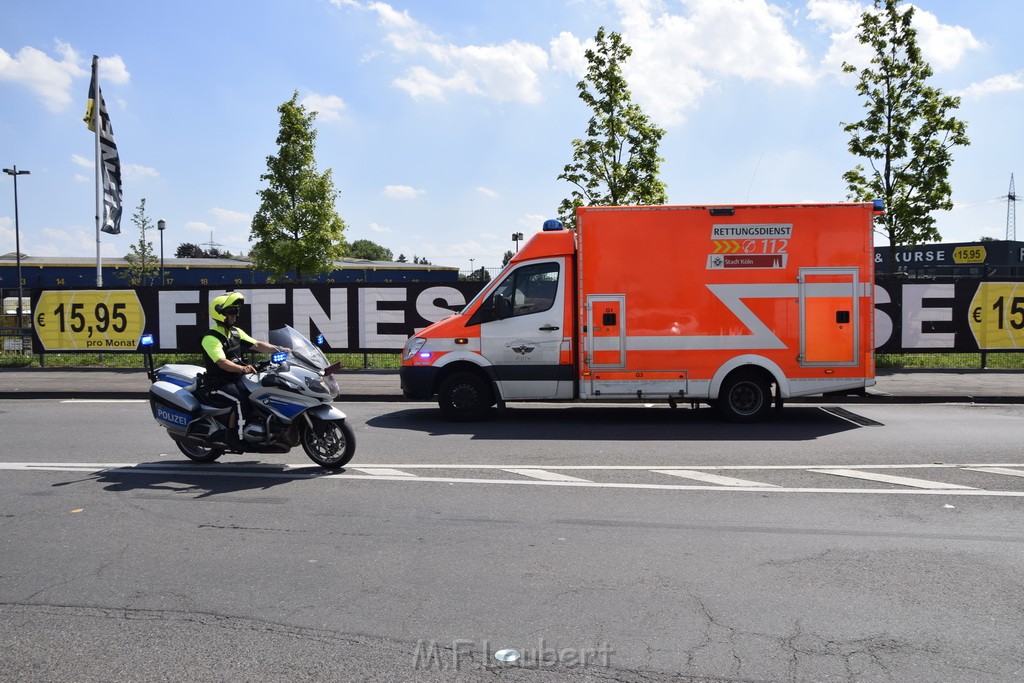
[799,268,859,366]
[479,259,569,399]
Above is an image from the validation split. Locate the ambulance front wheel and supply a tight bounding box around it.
[717,370,773,423]
[438,371,495,421]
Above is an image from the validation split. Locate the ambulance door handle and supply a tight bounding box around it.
[539,324,560,331]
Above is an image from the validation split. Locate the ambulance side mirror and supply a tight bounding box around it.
[495,295,513,320]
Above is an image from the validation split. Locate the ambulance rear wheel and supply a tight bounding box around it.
[717,371,772,423]
[438,371,494,421]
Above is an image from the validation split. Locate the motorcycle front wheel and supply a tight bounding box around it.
[172,437,224,463]
[301,419,356,469]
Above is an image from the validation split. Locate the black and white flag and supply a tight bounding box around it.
[84,58,123,235]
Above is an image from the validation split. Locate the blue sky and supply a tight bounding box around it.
[1,0,1021,270]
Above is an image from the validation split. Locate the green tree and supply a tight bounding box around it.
[396,253,408,263]
[501,250,514,267]
[842,0,969,267]
[349,239,393,261]
[123,198,159,286]
[250,91,347,281]
[175,243,233,258]
[557,27,668,229]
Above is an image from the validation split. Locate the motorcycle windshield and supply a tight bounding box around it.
[267,326,330,371]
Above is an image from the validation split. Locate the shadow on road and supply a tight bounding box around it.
[51,461,331,498]
[368,404,879,441]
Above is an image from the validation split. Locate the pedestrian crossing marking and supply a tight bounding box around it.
[962,467,1024,479]
[348,467,418,477]
[651,469,778,487]
[807,468,975,490]
[502,468,592,482]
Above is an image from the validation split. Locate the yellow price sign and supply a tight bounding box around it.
[953,245,986,264]
[34,290,146,352]
[968,282,1024,350]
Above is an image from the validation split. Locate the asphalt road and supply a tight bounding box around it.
[2,398,1024,682]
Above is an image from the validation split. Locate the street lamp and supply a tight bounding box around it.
[2,166,29,330]
[512,232,524,252]
[157,219,166,286]
[469,258,475,280]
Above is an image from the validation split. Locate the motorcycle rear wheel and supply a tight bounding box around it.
[301,419,356,469]
[173,437,224,463]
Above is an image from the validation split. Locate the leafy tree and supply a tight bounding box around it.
[396,253,408,263]
[175,243,206,258]
[501,250,514,267]
[557,27,668,229]
[250,91,348,281]
[349,239,393,261]
[123,198,159,286]
[175,243,233,259]
[461,267,492,283]
[412,255,432,265]
[842,0,969,267]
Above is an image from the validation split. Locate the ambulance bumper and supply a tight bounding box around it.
[400,366,439,400]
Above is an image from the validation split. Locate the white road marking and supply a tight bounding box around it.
[348,467,418,477]
[59,400,148,404]
[4,462,1024,496]
[652,469,778,487]
[502,468,592,482]
[807,468,975,490]
[962,466,1024,479]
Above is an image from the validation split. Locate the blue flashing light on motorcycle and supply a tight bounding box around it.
[271,350,288,364]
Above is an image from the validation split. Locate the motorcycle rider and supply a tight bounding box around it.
[201,292,285,441]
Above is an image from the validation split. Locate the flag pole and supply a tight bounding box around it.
[92,55,103,287]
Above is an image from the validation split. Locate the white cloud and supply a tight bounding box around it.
[367,2,549,103]
[809,0,983,74]
[549,31,589,76]
[71,154,91,168]
[956,71,1024,99]
[601,0,817,126]
[476,186,499,199]
[382,184,426,199]
[121,164,159,182]
[0,41,86,111]
[369,222,393,233]
[98,55,131,85]
[301,92,348,122]
[210,207,250,223]
[0,44,128,112]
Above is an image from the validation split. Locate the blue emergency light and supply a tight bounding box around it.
[139,333,154,347]
[271,351,288,364]
[542,219,563,231]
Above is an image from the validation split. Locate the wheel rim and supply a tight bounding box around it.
[450,382,480,411]
[303,422,346,464]
[729,381,764,416]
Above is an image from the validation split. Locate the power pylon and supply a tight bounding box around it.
[1006,174,1018,241]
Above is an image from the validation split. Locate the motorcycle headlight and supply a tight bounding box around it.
[402,337,427,361]
[305,377,329,394]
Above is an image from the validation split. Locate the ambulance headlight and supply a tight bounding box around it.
[402,337,427,361]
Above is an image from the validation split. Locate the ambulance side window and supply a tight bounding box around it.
[489,262,559,320]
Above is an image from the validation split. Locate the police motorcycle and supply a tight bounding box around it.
[141,326,356,469]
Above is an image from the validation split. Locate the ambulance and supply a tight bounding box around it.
[400,202,881,421]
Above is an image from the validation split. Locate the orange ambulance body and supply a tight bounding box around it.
[400,202,880,421]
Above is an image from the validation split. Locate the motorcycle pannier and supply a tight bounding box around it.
[150,380,201,432]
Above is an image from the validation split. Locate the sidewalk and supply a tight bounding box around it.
[0,367,1020,403]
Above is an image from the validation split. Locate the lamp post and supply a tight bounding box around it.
[2,166,29,330]
[469,258,475,280]
[512,232,524,252]
[157,219,166,286]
